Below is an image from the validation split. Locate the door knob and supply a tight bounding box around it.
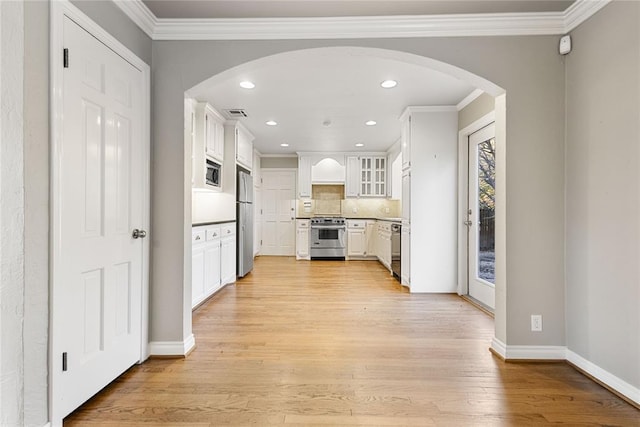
[132,229,147,239]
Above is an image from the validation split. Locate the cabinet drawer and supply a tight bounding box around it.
[221,223,236,237]
[297,219,310,228]
[192,229,206,244]
[347,220,366,229]
[206,226,221,241]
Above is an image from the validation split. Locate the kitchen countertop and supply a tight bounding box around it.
[193,220,235,227]
[296,216,402,222]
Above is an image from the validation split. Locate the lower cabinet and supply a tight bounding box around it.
[346,220,378,260]
[296,219,310,260]
[192,222,236,309]
[377,221,392,270]
[401,223,411,288]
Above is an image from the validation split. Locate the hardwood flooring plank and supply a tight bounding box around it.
[64,257,639,426]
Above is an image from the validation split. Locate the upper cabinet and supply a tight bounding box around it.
[400,112,411,171]
[345,155,387,198]
[298,156,312,198]
[196,102,225,163]
[226,121,255,171]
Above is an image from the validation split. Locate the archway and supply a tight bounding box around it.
[183,46,507,348]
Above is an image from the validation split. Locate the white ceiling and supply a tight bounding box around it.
[170,1,576,156]
[144,1,573,19]
[188,48,476,155]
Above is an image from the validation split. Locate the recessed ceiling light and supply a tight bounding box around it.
[355,143,364,147]
[381,80,397,88]
[365,120,377,126]
[266,120,278,126]
[280,143,289,147]
[239,81,255,89]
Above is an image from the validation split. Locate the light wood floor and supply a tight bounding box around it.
[65,257,639,426]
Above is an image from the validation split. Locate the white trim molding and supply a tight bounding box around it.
[457,89,485,111]
[490,338,566,360]
[149,334,196,357]
[566,349,640,406]
[490,338,640,406]
[115,0,611,41]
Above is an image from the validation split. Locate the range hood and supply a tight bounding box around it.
[312,158,345,184]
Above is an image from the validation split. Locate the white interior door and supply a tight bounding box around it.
[467,123,496,309]
[52,16,146,421]
[261,170,296,256]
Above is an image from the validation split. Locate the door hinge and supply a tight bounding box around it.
[63,48,69,68]
[62,352,68,371]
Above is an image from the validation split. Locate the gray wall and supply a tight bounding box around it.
[261,157,298,169]
[565,1,640,388]
[151,36,566,348]
[459,92,495,130]
[70,0,152,65]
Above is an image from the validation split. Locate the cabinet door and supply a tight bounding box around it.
[205,111,216,157]
[345,156,360,198]
[296,227,310,258]
[347,229,366,257]
[402,170,411,222]
[373,157,386,196]
[401,116,411,170]
[366,221,376,256]
[298,156,312,198]
[236,127,253,170]
[204,241,221,296]
[213,120,224,161]
[221,236,236,285]
[401,224,411,287]
[192,245,205,307]
[360,157,372,196]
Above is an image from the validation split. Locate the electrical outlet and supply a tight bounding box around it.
[352,207,358,213]
[385,207,390,213]
[531,315,543,332]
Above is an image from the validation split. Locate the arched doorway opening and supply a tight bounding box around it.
[183,46,507,346]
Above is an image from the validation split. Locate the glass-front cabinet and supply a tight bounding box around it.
[360,156,386,197]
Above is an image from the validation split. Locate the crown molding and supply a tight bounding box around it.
[564,0,611,33]
[114,0,156,37]
[457,89,485,111]
[115,0,611,41]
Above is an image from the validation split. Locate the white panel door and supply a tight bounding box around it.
[467,123,496,309]
[52,17,145,420]
[261,170,296,256]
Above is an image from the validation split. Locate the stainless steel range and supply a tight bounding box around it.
[310,217,346,260]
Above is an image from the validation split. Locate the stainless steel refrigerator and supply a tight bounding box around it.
[237,170,254,277]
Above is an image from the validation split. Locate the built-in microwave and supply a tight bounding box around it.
[205,158,222,189]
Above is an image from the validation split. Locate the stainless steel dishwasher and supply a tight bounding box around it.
[391,223,401,281]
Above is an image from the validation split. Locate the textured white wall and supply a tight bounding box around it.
[0,1,25,425]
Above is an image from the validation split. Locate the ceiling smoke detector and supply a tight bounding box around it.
[224,109,248,118]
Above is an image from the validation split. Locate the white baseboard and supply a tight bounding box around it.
[42,423,52,427]
[566,349,640,406]
[491,338,640,406]
[149,334,196,356]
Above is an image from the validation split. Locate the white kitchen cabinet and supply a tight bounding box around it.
[220,224,236,286]
[347,220,367,258]
[360,156,386,197]
[347,220,377,259]
[377,221,392,271]
[191,229,206,307]
[401,223,411,288]
[192,222,236,309]
[226,121,254,171]
[204,231,221,296]
[366,220,377,257]
[298,156,312,199]
[196,102,225,162]
[345,156,360,198]
[296,219,310,260]
[345,156,387,198]
[400,113,411,170]
[402,169,411,222]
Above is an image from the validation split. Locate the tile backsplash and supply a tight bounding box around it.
[296,197,400,218]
